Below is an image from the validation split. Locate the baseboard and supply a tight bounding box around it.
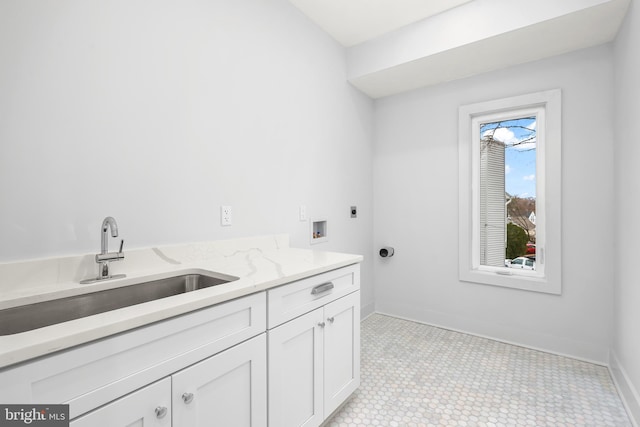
[610,351,640,427]
[373,310,607,367]
[360,301,375,320]
[365,311,638,425]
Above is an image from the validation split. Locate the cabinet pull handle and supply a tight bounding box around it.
[155,406,168,419]
[182,392,194,404]
[311,282,334,295]
[318,322,326,328]
[327,316,335,323]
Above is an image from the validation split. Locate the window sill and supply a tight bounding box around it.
[459,268,561,295]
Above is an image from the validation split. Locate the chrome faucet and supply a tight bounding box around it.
[100,216,119,257]
[81,216,126,283]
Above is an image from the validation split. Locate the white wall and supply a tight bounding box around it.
[613,0,640,421]
[0,1,375,314]
[373,45,615,363]
[1,1,634,393]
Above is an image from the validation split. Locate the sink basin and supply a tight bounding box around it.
[0,273,238,336]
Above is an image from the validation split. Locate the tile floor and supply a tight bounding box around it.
[327,314,632,427]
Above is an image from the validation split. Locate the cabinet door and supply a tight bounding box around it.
[324,291,361,416]
[70,378,171,427]
[268,308,324,427]
[172,333,267,427]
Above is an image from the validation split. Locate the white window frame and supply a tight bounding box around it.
[458,89,562,294]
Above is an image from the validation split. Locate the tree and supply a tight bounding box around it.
[480,117,536,151]
[507,196,536,243]
[506,223,528,259]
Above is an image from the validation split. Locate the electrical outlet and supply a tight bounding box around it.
[350,206,357,218]
[221,206,232,226]
[299,205,307,221]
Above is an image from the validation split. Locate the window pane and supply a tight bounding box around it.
[479,117,536,267]
[459,89,560,293]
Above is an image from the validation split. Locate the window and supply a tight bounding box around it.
[458,90,561,294]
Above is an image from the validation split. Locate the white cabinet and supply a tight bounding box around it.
[323,291,361,416]
[172,333,267,427]
[0,263,361,427]
[0,292,266,420]
[268,308,324,427]
[71,378,171,427]
[71,334,266,427]
[268,290,360,427]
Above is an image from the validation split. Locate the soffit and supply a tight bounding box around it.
[289,0,630,98]
[287,0,473,47]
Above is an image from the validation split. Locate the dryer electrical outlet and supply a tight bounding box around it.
[221,206,232,226]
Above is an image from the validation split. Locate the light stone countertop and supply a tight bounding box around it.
[0,235,362,368]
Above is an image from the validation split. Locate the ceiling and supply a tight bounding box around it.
[287,0,473,47]
[287,0,631,98]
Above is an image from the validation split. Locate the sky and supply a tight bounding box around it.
[481,117,536,199]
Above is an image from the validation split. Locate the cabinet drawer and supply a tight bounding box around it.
[267,264,359,328]
[0,292,266,419]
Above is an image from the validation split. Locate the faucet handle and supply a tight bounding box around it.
[95,240,125,263]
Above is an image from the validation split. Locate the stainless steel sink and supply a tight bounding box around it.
[0,273,238,335]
